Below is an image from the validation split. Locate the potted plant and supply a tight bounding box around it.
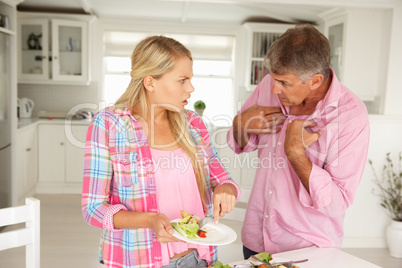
[193,100,206,117]
[369,152,402,258]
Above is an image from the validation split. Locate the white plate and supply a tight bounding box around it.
[171,219,237,246]
[230,256,293,267]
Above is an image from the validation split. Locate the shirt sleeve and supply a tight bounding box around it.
[81,110,128,230]
[226,79,268,154]
[298,119,370,217]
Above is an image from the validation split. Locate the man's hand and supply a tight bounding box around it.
[233,105,285,148]
[284,119,321,159]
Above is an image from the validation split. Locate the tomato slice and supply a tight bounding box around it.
[198,230,207,238]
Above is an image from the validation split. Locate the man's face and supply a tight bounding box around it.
[270,72,311,107]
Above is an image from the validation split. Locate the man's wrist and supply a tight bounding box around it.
[233,115,248,148]
[286,147,306,162]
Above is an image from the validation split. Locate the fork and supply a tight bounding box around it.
[251,255,308,268]
[271,258,308,267]
[198,216,213,229]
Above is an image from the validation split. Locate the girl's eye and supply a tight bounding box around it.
[179,79,185,83]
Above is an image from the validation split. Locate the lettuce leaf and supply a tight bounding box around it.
[254,251,272,264]
[214,260,231,268]
[171,216,200,239]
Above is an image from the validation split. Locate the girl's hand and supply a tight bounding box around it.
[149,213,183,243]
[212,184,237,224]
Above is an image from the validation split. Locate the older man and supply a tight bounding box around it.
[227,24,370,258]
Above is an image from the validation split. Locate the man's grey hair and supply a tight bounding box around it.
[264,24,331,83]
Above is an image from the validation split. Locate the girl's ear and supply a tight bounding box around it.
[309,74,324,91]
[143,75,155,92]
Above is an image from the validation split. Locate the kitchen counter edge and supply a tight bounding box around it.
[18,118,92,130]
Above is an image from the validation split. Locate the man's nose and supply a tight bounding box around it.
[271,83,281,95]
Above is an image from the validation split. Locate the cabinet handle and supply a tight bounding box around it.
[60,142,64,146]
[26,148,31,152]
[42,56,46,60]
[54,56,58,60]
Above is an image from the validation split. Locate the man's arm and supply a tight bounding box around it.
[232,105,284,149]
[284,120,320,193]
[285,117,370,217]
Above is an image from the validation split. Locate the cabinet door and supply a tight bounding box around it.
[51,19,88,82]
[38,124,65,182]
[65,125,88,182]
[25,126,38,190]
[16,130,27,199]
[18,19,49,81]
[325,15,346,83]
[16,126,38,200]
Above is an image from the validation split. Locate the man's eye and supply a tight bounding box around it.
[281,81,287,86]
[179,79,185,83]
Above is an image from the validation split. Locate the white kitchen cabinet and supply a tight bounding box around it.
[16,124,38,203]
[38,124,65,183]
[320,8,387,105]
[242,22,295,92]
[65,124,87,182]
[38,123,88,193]
[17,15,91,85]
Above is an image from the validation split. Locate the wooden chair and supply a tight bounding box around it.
[0,197,40,268]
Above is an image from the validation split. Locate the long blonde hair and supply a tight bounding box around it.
[115,36,208,210]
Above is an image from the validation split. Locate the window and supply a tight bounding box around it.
[103,31,235,126]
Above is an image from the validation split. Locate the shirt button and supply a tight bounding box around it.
[269,190,272,195]
[278,142,281,145]
[274,167,278,170]
[265,214,269,218]
[123,159,127,163]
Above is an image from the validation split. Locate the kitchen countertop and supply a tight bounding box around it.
[229,246,381,268]
[18,117,92,129]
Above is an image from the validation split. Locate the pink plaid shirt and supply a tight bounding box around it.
[82,106,239,268]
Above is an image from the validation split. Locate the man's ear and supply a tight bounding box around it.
[143,75,155,92]
[309,74,324,91]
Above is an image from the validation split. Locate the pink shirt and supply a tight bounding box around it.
[227,70,370,254]
[150,148,211,266]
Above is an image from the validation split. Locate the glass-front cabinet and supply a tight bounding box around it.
[18,19,49,81]
[18,18,88,84]
[242,23,295,92]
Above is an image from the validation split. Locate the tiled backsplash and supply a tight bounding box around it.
[18,82,99,117]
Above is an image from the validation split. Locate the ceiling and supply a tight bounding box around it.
[16,0,399,24]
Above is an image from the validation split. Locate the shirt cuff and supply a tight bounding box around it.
[218,180,241,200]
[227,128,258,154]
[299,164,332,209]
[103,204,128,231]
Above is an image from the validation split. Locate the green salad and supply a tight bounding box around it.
[171,215,200,239]
[253,251,273,264]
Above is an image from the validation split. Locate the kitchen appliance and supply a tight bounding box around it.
[18,97,35,118]
[0,31,12,209]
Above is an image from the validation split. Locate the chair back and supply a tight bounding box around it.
[0,197,40,268]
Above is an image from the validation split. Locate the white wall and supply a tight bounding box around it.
[343,115,402,248]
[383,5,402,116]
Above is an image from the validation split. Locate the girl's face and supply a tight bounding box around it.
[150,56,195,112]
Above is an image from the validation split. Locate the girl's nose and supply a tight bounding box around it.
[187,82,195,93]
